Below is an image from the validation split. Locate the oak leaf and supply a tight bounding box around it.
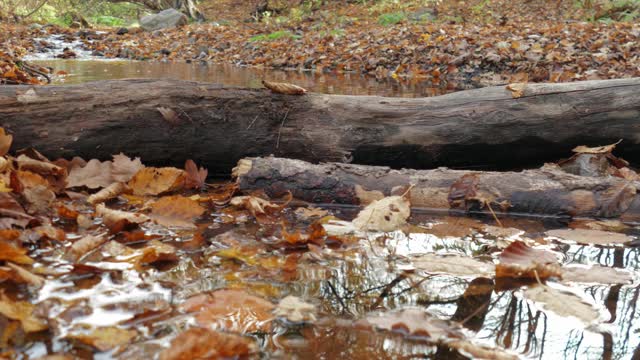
[184,159,207,190]
[111,153,144,182]
[352,195,410,232]
[128,167,186,196]
[66,159,113,189]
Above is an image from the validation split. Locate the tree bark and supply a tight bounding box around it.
[1,78,640,176]
[234,157,640,220]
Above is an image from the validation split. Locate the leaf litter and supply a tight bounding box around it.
[0,128,638,359]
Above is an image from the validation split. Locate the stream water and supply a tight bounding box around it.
[7,35,640,360]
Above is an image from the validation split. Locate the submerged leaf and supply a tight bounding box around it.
[150,195,205,228]
[67,327,137,351]
[496,241,561,280]
[274,296,317,323]
[159,327,255,360]
[352,195,410,232]
[128,167,186,196]
[524,285,600,325]
[546,228,632,246]
[411,253,495,276]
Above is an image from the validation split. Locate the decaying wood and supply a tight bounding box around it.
[234,157,640,220]
[1,78,640,175]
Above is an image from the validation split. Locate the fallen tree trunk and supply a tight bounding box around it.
[234,157,640,220]
[1,78,640,175]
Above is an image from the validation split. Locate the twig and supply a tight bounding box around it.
[246,115,259,129]
[485,201,503,227]
[370,273,408,309]
[275,108,290,149]
[22,0,49,19]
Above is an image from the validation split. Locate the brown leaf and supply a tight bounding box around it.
[596,183,635,217]
[180,289,275,332]
[561,265,633,285]
[0,291,47,332]
[65,234,107,262]
[495,241,561,280]
[15,154,65,177]
[66,159,113,189]
[0,262,44,287]
[352,195,411,232]
[138,239,178,265]
[22,185,55,214]
[411,253,495,276]
[295,206,329,220]
[96,203,150,232]
[230,193,290,220]
[524,285,600,325]
[262,80,307,95]
[506,82,526,98]
[87,182,130,205]
[157,107,182,125]
[448,173,479,209]
[128,167,186,196]
[0,128,12,157]
[572,140,622,154]
[159,327,255,360]
[546,228,632,246]
[66,327,137,352]
[111,153,144,182]
[0,239,33,265]
[150,195,205,229]
[184,159,207,190]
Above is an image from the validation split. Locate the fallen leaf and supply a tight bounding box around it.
[262,80,307,95]
[0,262,44,287]
[448,173,479,210]
[596,183,635,217]
[87,182,130,204]
[157,107,182,125]
[96,203,150,232]
[66,159,113,189]
[0,291,47,332]
[352,195,410,232]
[128,167,186,196]
[65,234,107,262]
[184,159,207,190]
[138,240,178,265]
[410,253,495,276]
[0,128,12,157]
[295,206,329,220]
[362,308,462,340]
[496,241,562,280]
[230,194,290,220]
[15,154,64,176]
[274,296,317,323]
[159,327,255,360]
[561,265,633,285]
[0,240,33,265]
[22,185,55,214]
[546,228,632,246]
[150,195,205,228]
[506,82,526,98]
[573,140,622,154]
[66,326,137,351]
[111,153,144,182]
[524,285,600,325]
[180,289,275,332]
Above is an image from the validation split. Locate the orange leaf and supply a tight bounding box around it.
[128,167,186,196]
[150,195,205,228]
[184,159,207,190]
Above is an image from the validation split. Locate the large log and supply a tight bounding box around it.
[1,78,640,175]
[234,157,640,220]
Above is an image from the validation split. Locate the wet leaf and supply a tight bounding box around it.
[0,292,47,332]
[15,154,64,176]
[561,265,633,285]
[96,203,150,232]
[448,173,479,210]
[361,307,463,340]
[138,240,178,265]
[179,289,275,332]
[159,327,255,360]
[87,182,130,205]
[295,206,329,220]
[0,239,33,265]
[184,159,207,190]
[230,194,290,220]
[496,241,562,280]
[66,234,107,262]
[66,326,137,351]
[352,195,410,232]
[128,167,186,196]
[411,254,495,276]
[262,80,307,95]
[150,195,205,228]
[546,228,632,246]
[274,296,317,323]
[524,285,600,325]
[23,185,56,214]
[0,262,44,287]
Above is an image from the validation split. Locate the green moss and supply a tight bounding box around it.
[377,12,405,26]
[249,30,302,42]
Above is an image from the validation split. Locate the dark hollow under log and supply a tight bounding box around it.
[234,157,640,221]
[1,78,640,175]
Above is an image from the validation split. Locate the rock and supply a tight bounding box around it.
[140,9,188,31]
[408,7,436,22]
[116,27,129,35]
[70,21,82,29]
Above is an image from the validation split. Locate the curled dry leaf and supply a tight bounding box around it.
[184,159,207,190]
[96,203,150,232]
[262,80,307,95]
[572,140,621,154]
[546,228,632,246]
[159,327,255,360]
[524,285,601,325]
[352,195,410,232]
[179,289,275,333]
[66,159,113,189]
[22,185,56,214]
[15,154,64,176]
[128,167,186,196]
[0,239,33,265]
[411,253,495,276]
[448,173,479,210]
[138,240,179,265]
[150,195,205,229]
[66,326,137,352]
[0,291,47,332]
[274,296,317,323]
[295,206,329,220]
[87,182,130,205]
[495,241,562,280]
[0,262,44,287]
[0,127,12,157]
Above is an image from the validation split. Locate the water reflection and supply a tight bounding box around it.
[30,59,458,97]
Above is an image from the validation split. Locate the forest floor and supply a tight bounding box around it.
[2,0,640,87]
